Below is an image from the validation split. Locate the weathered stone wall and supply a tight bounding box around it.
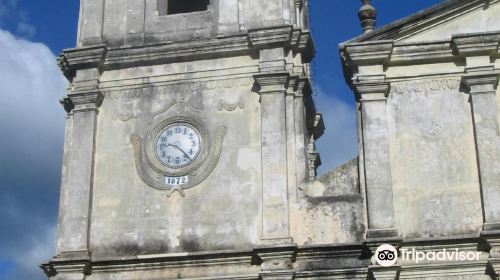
[338,1,500,277]
[387,77,483,238]
[90,57,263,258]
[77,0,304,47]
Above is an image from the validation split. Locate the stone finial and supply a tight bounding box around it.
[359,0,377,34]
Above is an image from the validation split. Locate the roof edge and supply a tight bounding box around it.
[340,0,489,47]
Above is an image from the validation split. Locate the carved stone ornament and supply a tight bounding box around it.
[218,97,245,112]
[130,116,227,197]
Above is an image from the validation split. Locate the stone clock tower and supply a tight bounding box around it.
[43,1,500,279]
[41,0,333,279]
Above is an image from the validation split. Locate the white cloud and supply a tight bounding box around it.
[314,85,359,175]
[0,29,66,280]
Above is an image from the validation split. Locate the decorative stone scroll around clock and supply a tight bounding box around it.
[130,116,227,196]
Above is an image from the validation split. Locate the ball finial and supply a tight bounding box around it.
[359,0,377,34]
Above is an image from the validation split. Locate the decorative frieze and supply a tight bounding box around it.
[390,78,461,95]
[106,76,253,99]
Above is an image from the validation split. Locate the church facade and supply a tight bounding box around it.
[42,0,500,279]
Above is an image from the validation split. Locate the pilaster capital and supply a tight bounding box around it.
[254,246,296,273]
[344,40,394,67]
[369,265,400,280]
[451,32,500,57]
[68,92,104,112]
[295,77,312,98]
[353,75,390,101]
[365,237,402,254]
[461,71,499,95]
[287,76,300,96]
[481,230,500,277]
[58,45,107,80]
[60,97,75,113]
[254,72,290,95]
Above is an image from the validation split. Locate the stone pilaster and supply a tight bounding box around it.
[453,32,500,278]
[254,72,293,243]
[463,72,500,231]
[293,79,309,186]
[53,46,106,271]
[125,0,145,46]
[56,89,102,261]
[344,41,398,240]
[78,0,105,46]
[453,33,500,231]
[286,77,298,202]
[355,78,397,239]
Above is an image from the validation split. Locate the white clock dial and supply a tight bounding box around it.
[154,123,202,169]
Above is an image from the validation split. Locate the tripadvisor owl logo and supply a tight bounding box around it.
[374,244,398,267]
[373,244,482,267]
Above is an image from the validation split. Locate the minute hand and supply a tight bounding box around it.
[167,143,192,160]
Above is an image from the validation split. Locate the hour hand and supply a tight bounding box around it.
[167,143,192,160]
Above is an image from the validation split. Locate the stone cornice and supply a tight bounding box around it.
[248,26,294,49]
[58,27,315,79]
[340,32,500,73]
[452,31,500,57]
[41,259,91,277]
[42,244,367,277]
[343,40,394,66]
[105,35,251,69]
[391,41,453,63]
[58,45,107,80]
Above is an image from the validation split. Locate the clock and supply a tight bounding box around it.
[131,115,226,193]
[154,123,202,169]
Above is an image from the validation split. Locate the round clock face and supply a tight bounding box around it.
[154,123,202,169]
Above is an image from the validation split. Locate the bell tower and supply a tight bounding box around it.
[42,0,325,279]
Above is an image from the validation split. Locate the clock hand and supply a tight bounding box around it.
[167,143,192,160]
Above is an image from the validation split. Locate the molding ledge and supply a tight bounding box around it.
[58,26,315,79]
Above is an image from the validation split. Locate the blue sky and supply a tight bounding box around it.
[0,1,443,279]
